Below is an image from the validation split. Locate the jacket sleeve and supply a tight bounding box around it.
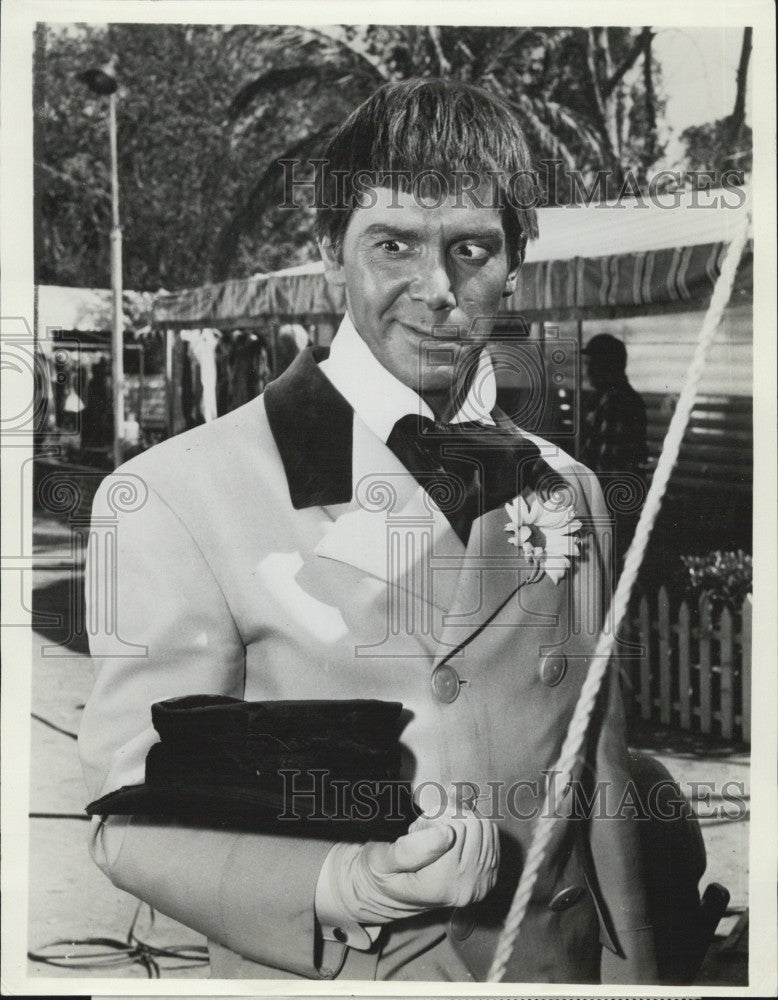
[572,464,659,984]
[78,473,341,978]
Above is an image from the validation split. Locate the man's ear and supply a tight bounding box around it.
[502,262,521,298]
[502,231,527,297]
[318,238,346,287]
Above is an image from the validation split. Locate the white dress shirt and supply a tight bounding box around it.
[318,312,497,441]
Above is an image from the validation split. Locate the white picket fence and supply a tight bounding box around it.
[620,587,751,743]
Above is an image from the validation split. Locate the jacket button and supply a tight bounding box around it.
[449,906,475,940]
[548,885,586,911]
[431,663,461,703]
[540,652,567,686]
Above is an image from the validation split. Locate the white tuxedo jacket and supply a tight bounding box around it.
[79,347,657,983]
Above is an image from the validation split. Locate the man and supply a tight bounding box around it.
[579,334,648,561]
[79,79,657,983]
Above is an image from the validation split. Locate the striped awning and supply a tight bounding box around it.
[152,267,345,329]
[505,239,754,321]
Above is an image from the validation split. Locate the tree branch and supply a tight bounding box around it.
[428,26,451,76]
[586,28,607,120]
[586,28,621,171]
[643,29,656,165]
[602,27,653,98]
[723,26,752,161]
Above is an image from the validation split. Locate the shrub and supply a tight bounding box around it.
[679,549,752,613]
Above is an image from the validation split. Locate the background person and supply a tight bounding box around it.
[580,333,648,561]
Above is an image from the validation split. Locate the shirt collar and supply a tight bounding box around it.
[318,313,497,443]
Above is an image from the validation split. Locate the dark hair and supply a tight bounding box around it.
[314,78,539,270]
[583,333,628,371]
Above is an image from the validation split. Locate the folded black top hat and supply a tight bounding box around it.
[87,696,420,840]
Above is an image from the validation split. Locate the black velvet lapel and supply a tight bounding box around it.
[263,345,568,513]
[491,405,569,499]
[263,346,354,509]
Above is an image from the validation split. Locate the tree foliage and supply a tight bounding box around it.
[36,23,257,289]
[680,119,753,175]
[36,22,668,291]
[679,28,752,176]
[217,24,668,278]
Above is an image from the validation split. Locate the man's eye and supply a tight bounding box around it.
[380,239,410,254]
[454,243,490,262]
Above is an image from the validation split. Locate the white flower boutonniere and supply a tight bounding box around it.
[504,494,582,585]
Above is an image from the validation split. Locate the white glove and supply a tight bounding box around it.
[321,798,500,926]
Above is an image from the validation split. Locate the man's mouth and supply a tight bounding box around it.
[400,320,463,340]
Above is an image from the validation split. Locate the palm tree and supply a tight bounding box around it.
[214,24,656,278]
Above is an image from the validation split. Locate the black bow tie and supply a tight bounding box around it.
[386,414,543,544]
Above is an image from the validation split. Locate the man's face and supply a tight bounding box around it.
[584,356,609,392]
[320,186,520,408]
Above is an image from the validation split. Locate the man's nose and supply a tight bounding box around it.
[409,254,457,311]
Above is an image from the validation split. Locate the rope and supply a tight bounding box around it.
[487,206,752,983]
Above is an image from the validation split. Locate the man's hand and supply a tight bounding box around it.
[323,799,500,926]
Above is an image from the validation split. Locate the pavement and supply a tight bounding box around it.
[27,514,209,982]
[24,511,749,985]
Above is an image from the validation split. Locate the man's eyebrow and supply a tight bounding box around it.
[452,227,505,243]
[360,224,423,240]
[359,223,505,242]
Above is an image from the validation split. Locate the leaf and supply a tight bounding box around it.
[212,121,340,279]
[227,64,367,122]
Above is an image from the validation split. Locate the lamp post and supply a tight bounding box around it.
[80,57,124,468]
